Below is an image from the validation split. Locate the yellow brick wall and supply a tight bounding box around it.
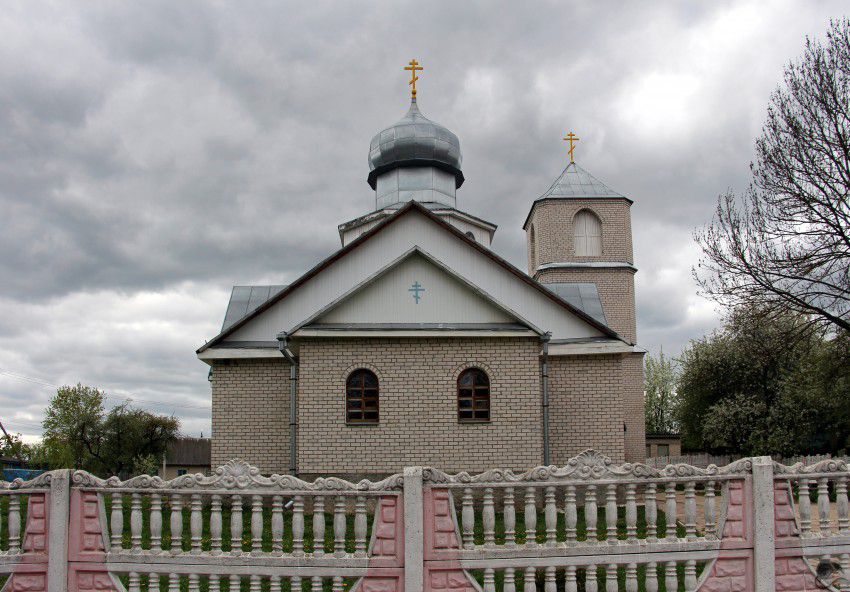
[297,337,544,474]
[526,199,634,271]
[536,267,637,344]
[210,358,291,474]
[621,352,646,463]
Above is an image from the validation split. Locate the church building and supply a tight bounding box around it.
[197,64,645,477]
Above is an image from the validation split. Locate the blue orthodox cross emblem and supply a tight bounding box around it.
[408,281,425,304]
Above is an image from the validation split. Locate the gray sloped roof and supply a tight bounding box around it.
[545,283,607,326]
[540,162,624,199]
[222,285,287,331]
[165,437,210,466]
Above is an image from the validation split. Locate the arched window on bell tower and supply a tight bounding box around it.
[574,210,602,256]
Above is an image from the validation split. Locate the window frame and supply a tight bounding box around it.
[457,367,491,423]
[345,369,380,425]
[574,209,602,257]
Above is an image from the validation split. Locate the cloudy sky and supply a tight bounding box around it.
[1,1,846,441]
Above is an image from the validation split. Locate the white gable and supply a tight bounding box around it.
[223,210,608,343]
[316,253,516,325]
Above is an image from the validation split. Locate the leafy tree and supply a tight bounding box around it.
[0,432,30,462]
[695,19,850,334]
[41,384,180,477]
[677,306,850,455]
[644,350,679,434]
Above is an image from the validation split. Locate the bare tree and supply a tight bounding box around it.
[695,19,850,334]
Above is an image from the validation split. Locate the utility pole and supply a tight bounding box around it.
[0,417,23,462]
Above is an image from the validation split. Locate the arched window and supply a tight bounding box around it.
[457,368,490,422]
[574,210,602,256]
[346,369,379,424]
[465,231,476,241]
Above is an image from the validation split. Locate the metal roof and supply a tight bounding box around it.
[221,285,287,331]
[165,437,211,466]
[539,162,624,199]
[367,99,463,189]
[544,283,607,326]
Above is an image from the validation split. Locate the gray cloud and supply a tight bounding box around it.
[1,1,845,438]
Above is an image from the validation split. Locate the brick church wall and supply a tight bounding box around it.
[297,337,543,475]
[210,358,291,474]
[621,352,646,463]
[535,267,637,344]
[548,353,640,465]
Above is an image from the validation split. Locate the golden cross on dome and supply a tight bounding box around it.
[404,59,423,99]
[563,132,580,164]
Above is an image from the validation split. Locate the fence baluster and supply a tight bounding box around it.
[840,554,850,592]
[545,565,556,592]
[625,563,638,592]
[168,494,182,554]
[312,575,323,592]
[168,573,180,592]
[524,487,537,545]
[684,482,697,541]
[292,575,302,592]
[705,481,717,539]
[110,492,122,551]
[333,576,344,592]
[504,487,516,547]
[150,493,162,553]
[645,483,657,542]
[130,493,142,552]
[128,572,140,592]
[250,494,263,553]
[483,488,496,546]
[7,494,21,554]
[210,494,222,554]
[333,495,346,556]
[836,477,849,534]
[645,561,658,592]
[311,495,325,555]
[605,484,617,543]
[605,564,617,592]
[544,486,557,546]
[270,576,282,592]
[504,567,516,592]
[585,564,598,592]
[189,573,200,592]
[250,575,262,592]
[799,478,812,537]
[523,566,535,592]
[462,488,474,549]
[355,495,368,556]
[483,567,496,592]
[818,477,831,535]
[664,483,677,540]
[229,575,239,592]
[685,559,697,590]
[585,485,597,542]
[565,484,577,544]
[625,483,637,543]
[273,496,286,555]
[664,561,677,591]
[229,494,242,554]
[293,495,305,555]
[565,565,577,592]
[191,494,203,554]
[209,575,220,592]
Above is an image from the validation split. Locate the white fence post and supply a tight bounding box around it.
[47,469,71,592]
[403,467,424,592]
[751,456,775,592]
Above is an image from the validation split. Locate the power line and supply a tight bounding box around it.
[0,368,210,411]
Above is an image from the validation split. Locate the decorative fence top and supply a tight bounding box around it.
[69,458,405,493]
[422,449,755,485]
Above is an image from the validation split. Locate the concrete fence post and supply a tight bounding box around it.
[403,466,424,592]
[47,469,71,592]
[751,456,776,592]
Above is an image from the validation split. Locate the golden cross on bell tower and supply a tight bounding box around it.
[404,59,423,99]
[563,132,580,164]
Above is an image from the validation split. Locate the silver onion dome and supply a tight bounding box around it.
[367,99,464,189]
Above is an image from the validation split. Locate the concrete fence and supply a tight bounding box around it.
[1,451,848,591]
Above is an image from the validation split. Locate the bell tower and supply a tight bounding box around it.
[523,159,637,344]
